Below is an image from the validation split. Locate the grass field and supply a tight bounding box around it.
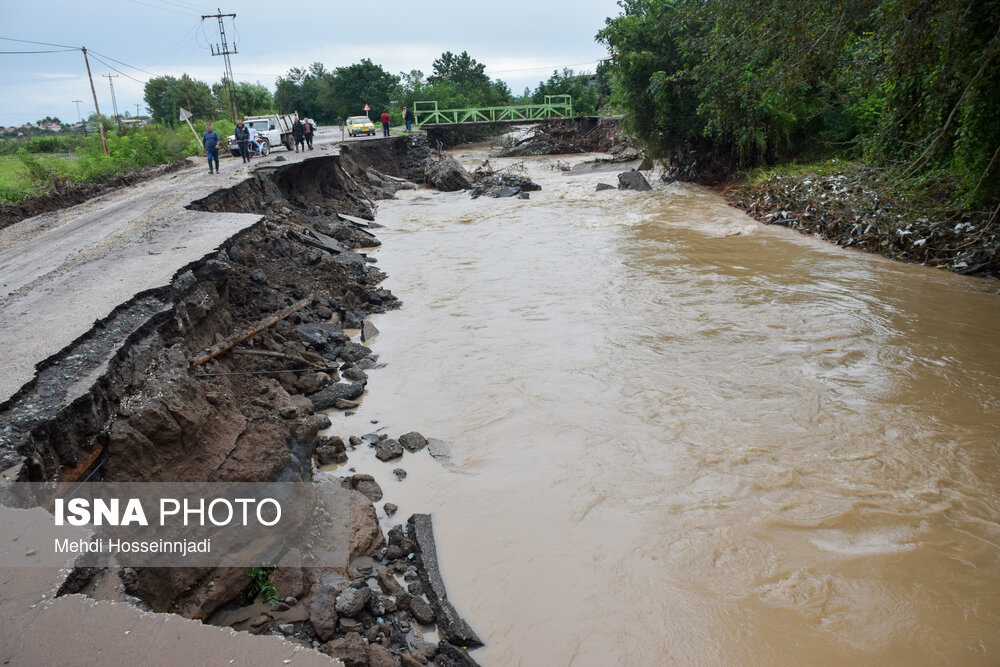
[0,153,71,202]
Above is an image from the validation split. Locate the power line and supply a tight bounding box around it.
[126,0,195,16]
[88,48,157,76]
[88,52,147,84]
[0,36,78,50]
[0,48,78,54]
[153,21,201,64]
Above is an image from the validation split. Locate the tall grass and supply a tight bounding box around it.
[0,121,229,204]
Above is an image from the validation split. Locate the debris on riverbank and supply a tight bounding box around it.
[723,163,1000,278]
[498,116,638,158]
[469,160,541,199]
[425,154,472,191]
[199,428,482,665]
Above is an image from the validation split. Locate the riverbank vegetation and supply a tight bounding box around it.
[0,122,227,203]
[597,0,999,214]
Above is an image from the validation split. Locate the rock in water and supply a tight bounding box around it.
[596,182,614,191]
[425,156,472,191]
[617,169,652,191]
[350,473,383,502]
[361,319,380,342]
[376,438,404,461]
[308,381,366,410]
[399,431,428,452]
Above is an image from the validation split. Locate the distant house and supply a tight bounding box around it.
[120,118,147,128]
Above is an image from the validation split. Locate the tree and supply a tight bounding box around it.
[597,0,1000,204]
[212,80,275,116]
[427,51,512,107]
[329,59,399,120]
[143,74,214,125]
[531,68,605,115]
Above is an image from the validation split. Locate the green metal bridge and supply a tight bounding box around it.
[414,95,573,127]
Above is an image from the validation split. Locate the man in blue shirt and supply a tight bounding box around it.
[202,123,221,174]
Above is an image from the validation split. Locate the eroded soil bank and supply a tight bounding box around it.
[0,133,484,665]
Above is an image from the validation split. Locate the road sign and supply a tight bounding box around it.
[178,107,200,145]
[363,104,370,112]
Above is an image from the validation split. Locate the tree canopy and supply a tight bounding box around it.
[143,74,215,125]
[598,0,1000,205]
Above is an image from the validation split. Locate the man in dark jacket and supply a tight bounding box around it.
[233,118,250,163]
[292,118,305,152]
[403,106,414,132]
[202,123,220,174]
[303,118,315,150]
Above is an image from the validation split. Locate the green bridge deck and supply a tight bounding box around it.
[414,95,573,127]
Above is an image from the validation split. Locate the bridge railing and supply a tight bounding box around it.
[414,95,573,127]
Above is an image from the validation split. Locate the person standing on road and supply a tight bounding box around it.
[233,118,250,163]
[202,123,220,174]
[403,106,414,133]
[247,122,261,156]
[380,110,390,137]
[292,117,305,153]
[303,118,315,150]
[338,117,345,142]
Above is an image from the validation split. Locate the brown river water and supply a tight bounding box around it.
[327,145,1000,666]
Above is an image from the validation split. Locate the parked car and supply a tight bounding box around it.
[347,116,375,137]
[227,113,296,155]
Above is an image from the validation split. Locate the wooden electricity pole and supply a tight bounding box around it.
[81,46,109,156]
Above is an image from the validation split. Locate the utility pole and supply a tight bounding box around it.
[72,99,87,137]
[136,103,141,119]
[201,9,239,122]
[103,74,122,133]
[81,47,109,156]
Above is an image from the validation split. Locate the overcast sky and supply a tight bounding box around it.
[0,0,621,127]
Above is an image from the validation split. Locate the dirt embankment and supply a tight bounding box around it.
[0,131,477,639]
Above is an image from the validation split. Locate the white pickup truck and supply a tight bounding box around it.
[227,113,296,155]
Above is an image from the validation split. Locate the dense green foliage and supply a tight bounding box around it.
[598,0,1000,205]
[0,135,86,156]
[531,63,613,115]
[144,74,216,125]
[273,51,515,124]
[144,74,274,125]
[0,123,212,203]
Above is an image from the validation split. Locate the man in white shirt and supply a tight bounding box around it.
[247,122,261,156]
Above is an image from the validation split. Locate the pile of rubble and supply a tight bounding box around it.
[498,117,638,158]
[469,160,541,199]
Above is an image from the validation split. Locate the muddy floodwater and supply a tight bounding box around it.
[330,145,1000,666]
